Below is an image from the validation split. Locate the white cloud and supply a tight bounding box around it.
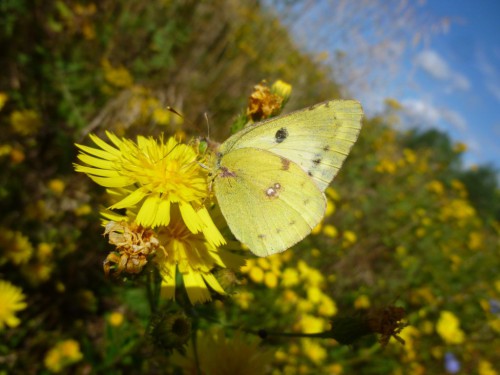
[402,98,467,131]
[415,50,470,91]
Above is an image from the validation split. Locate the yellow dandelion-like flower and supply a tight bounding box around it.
[155,205,244,304]
[75,132,219,235]
[354,294,371,310]
[0,280,27,330]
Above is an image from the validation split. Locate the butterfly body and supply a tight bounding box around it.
[213,100,363,257]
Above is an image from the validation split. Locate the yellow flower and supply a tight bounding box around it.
[468,231,483,250]
[403,148,417,164]
[108,311,124,327]
[48,179,66,195]
[280,267,300,287]
[101,59,133,88]
[478,360,498,375]
[0,92,8,110]
[436,311,465,344]
[75,133,219,237]
[44,339,83,373]
[264,272,278,288]
[342,230,357,247]
[152,107,171,125]
[322,224,338,238]
[318,295,337,317]
[375,159,397,174]
[296,314,327,334]
[0,280,27,329]
[354,294,370,309]
[453,142,467,153]
[0,228,33,265]
[249,266,264,284]
[155,206,244,304]
[171,330,274,375]
[10,109,41,136]
[301,339,327,365]
[233,291,254,310]
[271,79,292,102]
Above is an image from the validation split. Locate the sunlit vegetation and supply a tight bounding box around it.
[1,1,498,374]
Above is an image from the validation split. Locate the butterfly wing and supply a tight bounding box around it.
[214,147,326,257]
[218,100,363,192]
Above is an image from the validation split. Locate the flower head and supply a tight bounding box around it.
[44,339,83,373]
[75,132,217,232]
[156,205,244,304]
[76,133,244,303]
[0,280,27,330]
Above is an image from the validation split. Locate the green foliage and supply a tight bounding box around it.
[0,0,499,374]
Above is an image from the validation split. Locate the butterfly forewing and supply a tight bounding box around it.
[214,148,326,256]
[218,100,363,192]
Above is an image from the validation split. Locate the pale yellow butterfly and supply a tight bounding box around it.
[213,100,363,257]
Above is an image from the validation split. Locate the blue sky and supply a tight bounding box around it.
[277,0,499,170]
[400,0,500,169]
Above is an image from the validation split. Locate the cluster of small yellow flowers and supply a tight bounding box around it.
[375,158,398,174]
[436,311,465,344]
[0,227,34,265]
[403,148,417,164]
[241,253,288,288]
[0,280,27,330]
[439,199,476,223]
[75,132,243,304]
[44,339,83,373]
[101,59,134,89]
[20,242,55,286]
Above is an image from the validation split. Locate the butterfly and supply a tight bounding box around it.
[213,100,363,257]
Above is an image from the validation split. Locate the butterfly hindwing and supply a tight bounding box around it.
[214,147,326,257]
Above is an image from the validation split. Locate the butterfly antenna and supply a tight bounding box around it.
[204,112,211,141]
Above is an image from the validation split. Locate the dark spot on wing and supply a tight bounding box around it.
[220,166,237,178]
[323,145,330,152]
[303,198,310,205]
[280,157,290,170]
[308,171,313,177]
[258,234,266,239]
[276,228,282,234]
[289,220,296,225]
[275,127,289,143]
[313,158,321,165]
